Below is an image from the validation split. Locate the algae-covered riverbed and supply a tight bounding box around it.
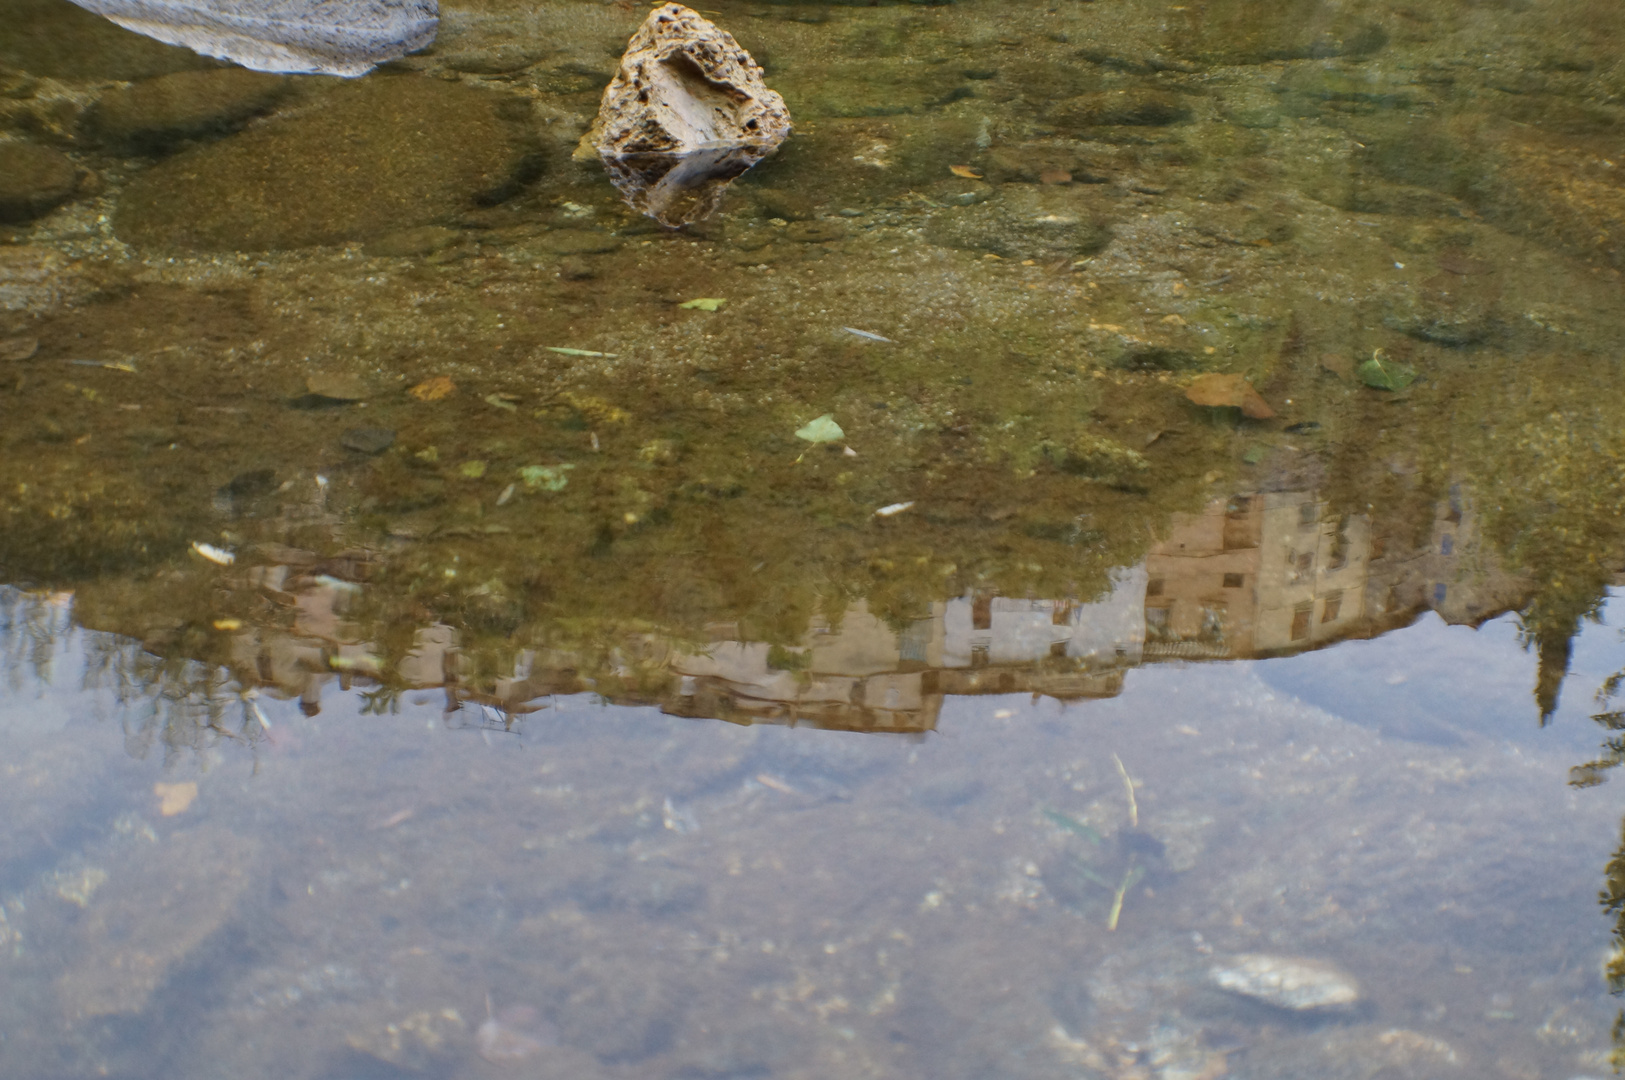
[5,0,1625,1076]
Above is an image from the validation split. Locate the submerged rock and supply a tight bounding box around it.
[0,142,77,222]
[580,3,791,227]
[84,68,293,154]
[115,75,538,250]
[0,142,78,223]
[1210,953,1361,1011]
[63,0,438,77]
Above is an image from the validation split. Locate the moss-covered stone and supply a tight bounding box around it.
[1173,0,1388,65]
[83,69,294,154]
[0,0,213,80]
[1045,90,1193,132]
[114,75,541,251]
[0,141,77,222]
[924,185,1113,260]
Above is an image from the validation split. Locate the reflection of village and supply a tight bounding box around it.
[237,488,1528,734]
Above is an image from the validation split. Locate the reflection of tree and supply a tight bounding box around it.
[1,587,268,763]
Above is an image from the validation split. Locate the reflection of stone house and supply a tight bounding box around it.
[1145,492,1370,658]
[1365,483,1526,629]
[659,578,1146,733]
[208,486,1529,733]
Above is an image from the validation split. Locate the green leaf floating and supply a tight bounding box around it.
[518,464,575,492]
[1358,352,1418,391]
[795,414,844,444]
[679,298,727,311]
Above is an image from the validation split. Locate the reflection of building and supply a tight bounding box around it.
[1144,493,1369,659]
[195,486,1529,734]
[1365,483,1526,630]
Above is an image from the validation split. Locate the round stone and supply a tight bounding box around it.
[84,69,293,154]
[114,75,541,251]
[0,142,78,223]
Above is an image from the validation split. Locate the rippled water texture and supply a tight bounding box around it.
[5,0,1625,1077]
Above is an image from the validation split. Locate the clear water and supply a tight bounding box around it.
[4,0,1625,1077]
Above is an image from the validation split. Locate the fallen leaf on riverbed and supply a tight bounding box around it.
[155,781,197,816]
[409,376,455,401]
[795,414,844,443]
[1357,350,1418,391]
[949,165,982,179]
[1184,373,1275,419]
[679,297,727,311]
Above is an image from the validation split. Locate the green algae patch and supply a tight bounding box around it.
[114,75,540,251]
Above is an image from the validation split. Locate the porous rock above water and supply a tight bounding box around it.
[83,68,293,153]
[581,3,791,227]
[63,0,438,77]
[114,75,538,250]
[1210,953,1361,1011]
[0,141,79,223]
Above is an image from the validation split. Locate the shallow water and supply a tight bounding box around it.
[5,0,1625,1077]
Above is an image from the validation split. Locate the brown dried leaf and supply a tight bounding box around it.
[409,375,456,402]
[949,165,982,179]
[1185,373,1275,419]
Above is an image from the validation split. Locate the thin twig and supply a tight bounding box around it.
[1113,753,1137,828]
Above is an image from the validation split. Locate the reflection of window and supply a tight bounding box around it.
[1146,605,1172,641]
[971,642,990,666]
[1051,600,1074,626]
[1146,577,1164,597]
[1298,502,1319,529]
[1321,590,1342,623]
[1223,497,1257,549]
[1290,602,1313,641]
[1223,572,1244,589]
[1199,605,1226,644]
[1050,641,1068,658]
[972,593,992,630]
[1440,534,1454,556]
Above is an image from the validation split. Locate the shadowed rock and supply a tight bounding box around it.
[580,3,791,227]
[63,0,438,77]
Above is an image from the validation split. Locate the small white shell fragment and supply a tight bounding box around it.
[191,541,235,565]
[875,501,915,517]
[1210,954,1360,1010]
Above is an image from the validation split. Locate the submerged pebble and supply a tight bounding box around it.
[341,427,396,455]
[1210,953,1360,1011]
[476,1004,556,1063]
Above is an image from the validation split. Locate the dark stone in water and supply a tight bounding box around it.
[341,427,395,454]
[0,0,215,80]
[84,68,293,154]
[0,142,78,224]
[115,75,540,251]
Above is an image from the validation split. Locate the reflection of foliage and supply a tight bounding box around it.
[2,586,267,763]
[1600,816,1625,1071]
[1479,407,1625,723]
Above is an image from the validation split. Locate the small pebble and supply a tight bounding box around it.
[340,427,396,454]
